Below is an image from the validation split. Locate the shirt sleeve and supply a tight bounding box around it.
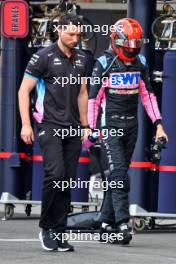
[24,51,46,80]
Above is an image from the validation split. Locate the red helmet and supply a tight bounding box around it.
[111,18,149,62]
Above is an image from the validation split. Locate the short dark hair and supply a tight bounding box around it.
[58,13,82,27]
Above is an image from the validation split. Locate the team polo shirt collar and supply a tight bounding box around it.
[53,42,76,62]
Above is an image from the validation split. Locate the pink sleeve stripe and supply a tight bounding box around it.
[88,99,96,129]
[88,85,106,129]
[139,80,162,123]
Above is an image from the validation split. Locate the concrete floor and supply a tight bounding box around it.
[0,207,176,264]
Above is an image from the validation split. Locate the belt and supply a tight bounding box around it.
[110,115,136,120]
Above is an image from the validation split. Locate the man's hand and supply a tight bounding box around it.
[81,128,92,142]
[21,125,34,145]
[155,124,168,142]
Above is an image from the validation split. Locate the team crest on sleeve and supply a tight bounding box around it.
[109,72,141,89]
[29,54,40,65]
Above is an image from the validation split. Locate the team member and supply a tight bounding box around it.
[18,14,90,251]
[88,18,168,245]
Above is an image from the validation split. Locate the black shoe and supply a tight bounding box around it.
[39,228,58,251]
[116,223,132,245]
[99,224,114,243]
[56,234,74,252]
[100,225,127,244]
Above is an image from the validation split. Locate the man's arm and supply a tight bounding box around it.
[18,50,46,144]
[139,55,168,141]
[78,78,91,140]
[78,78,89,126]
[18,76,37,144]
[88,58,106,129]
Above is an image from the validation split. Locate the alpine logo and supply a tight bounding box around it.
[109,72,141,89]
[54,58,61,62]
[54,58,62,65]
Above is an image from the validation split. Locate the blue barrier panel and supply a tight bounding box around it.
[158,51,176,213]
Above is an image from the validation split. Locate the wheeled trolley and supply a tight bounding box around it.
[130,204,176,231]
[0,192,100,220]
